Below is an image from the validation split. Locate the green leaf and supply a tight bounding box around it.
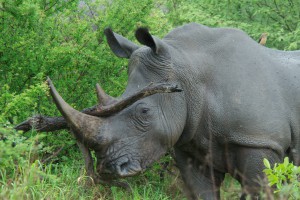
[263,158,271,169]
[283,157,290,167]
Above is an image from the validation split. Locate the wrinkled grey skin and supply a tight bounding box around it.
[57,23,300,199]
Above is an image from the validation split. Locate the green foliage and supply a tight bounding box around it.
[0,0,171,121]
[0,81,48,123]
[220,174,241,200]
[165,0,300,50]
[0,127,42,175]
[263,157,300,199]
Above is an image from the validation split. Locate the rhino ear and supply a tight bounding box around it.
[104,28,139,58]
[135,28,166,55]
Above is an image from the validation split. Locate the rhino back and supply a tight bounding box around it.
[165,23,300,154]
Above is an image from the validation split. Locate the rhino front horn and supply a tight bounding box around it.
[47,77,103,145]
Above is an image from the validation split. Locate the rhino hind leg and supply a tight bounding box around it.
[235,147,281,200]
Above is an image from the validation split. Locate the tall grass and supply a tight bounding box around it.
[0,128,186,200]
[0,159,186,199]
[4,128,291,200]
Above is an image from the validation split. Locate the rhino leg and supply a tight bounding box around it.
[175,149,225,200]
[235,147,281,200]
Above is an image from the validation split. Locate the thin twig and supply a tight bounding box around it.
[41,146,64,164]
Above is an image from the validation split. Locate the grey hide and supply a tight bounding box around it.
[53,23,300,200]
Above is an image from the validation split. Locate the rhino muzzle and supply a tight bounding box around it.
[97,156,143,178]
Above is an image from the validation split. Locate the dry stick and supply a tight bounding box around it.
[15,115,67,132]
[14,83,182,132]
[41,146,64,164]
[89,82,183,117]
[76,140,95,176]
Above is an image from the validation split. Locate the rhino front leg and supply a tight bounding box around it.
[235,147,281,200]
[175,149,225,200]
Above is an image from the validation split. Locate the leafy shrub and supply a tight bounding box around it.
[0,125,43,179]
[0,81,48,123]
[263,157,300,199]
[165,0,300,50]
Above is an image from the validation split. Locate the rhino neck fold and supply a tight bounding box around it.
[47,77,102,145]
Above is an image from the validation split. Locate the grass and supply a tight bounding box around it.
[0,128,186,199]
[0,128,268,200]
[0,153,244,200]
[0,148,187,200]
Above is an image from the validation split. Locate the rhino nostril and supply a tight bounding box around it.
[120,161,129,172]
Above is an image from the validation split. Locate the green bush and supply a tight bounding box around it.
[0,127,41,175]
[263,157,300,199]
[165,0,300,50]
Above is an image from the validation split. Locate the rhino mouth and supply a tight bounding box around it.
[97,156,143,179]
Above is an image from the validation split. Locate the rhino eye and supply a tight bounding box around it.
[141,108,149,114]
[134,103,151,118]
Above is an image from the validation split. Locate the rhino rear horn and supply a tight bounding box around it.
[47,77,103,145]
[104,28,139,58]
[135,28,167,55]
[95,83,117,106]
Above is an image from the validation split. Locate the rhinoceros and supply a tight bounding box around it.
[16,23,300,199]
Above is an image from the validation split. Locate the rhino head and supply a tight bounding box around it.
[48,28,187,179]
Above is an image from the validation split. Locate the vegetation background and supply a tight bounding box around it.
[0,0,299,199]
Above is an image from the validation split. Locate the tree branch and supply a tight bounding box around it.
[91,82,183,116]
[15,115,67,132]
